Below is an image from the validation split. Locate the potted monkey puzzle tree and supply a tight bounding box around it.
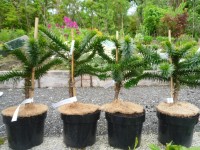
[138,36,200,147]
[153,7,200,147]
[0,38,62,150]
[153,40,200,147]
[40,26,107,148]
[99,35,162,149]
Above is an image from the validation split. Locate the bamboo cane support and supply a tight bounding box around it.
[34,17,39,39]
[116,31,119,63]
[168,30,174,99]
[30,17,39,99]
[115,31,119,63]
[114,31,119,101]
[34,17,41,88]
[71,29,76,97]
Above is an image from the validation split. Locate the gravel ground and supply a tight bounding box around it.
[0,132,200,150]
[0,86,200,149]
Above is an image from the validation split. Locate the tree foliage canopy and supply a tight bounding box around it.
[0,38,62,98]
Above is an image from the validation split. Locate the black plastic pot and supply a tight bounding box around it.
[105,112,145,150]
[61,110,100,148]
[2,112,47,150]
[157,111,199,147]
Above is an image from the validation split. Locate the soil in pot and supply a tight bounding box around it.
[156,102,200,147]
[1,103,48,150]
[58,102,100,148]
[101,100,145,150]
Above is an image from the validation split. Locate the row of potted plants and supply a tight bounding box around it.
[0,27,200,150]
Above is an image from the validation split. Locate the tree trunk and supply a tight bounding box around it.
[68,69,76,97]
[68,78,73,97]
[173,80,180,103]
[24,0,30,32]
[29,68,35,98]
[91,12,94,29]
[121,14,124,38]
[114,82,121,101]
[68,70,73,97]
[38,78,41,88]
[90,75,93,87]
[25,68,35,107]
[81,75,83,87]
[192,0,195,38]
[24,77,30,99]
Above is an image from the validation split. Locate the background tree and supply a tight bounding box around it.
[0,0,55,32]
[161,2,188,37]
[143,5,166,36]
[186,0,200,39]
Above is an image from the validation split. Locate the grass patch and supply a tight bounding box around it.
[0,137,5,145]
[0,55,21,71]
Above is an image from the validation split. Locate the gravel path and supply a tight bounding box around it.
[0,86,200,149]
[0,132,200,150]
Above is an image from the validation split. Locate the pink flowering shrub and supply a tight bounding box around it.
[47,16,80,37]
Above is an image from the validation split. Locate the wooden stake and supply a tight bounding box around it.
[71,29,76,97]
[30,17,39,99]
[34,17,39,39]
[168,30,174,98]
[114,31,119,101]
[34,17,41,88]
[116,31,119,63]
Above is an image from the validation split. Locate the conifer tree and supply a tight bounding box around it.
[137,38,200,103]
[40,27,107,97]
[98,36,163,101]
[0,38,62,98]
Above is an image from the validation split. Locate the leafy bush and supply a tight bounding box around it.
[134,33,144,44]
[143,36,153,44]
[156,36,169,43]
[159,2,188,37]
[0,29,26,43]
[161,12,188,38]
[149,142,200,150]
[143,5,166,36]
[134,34,153,45]
[0,137,5,145]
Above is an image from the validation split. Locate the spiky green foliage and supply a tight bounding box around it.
[0,70,25,83]
[136,44,173,81]
[144,41,200,101]
[165,41,200,87]
[99,35,175,100]
[99,36,166,100]
[0,38,62,98]
[158,62,174,78]
[137,44,163,65]
[40,27,107,79]
[99,36,163,89]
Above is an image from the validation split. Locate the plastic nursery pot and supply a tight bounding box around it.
[157,111,199,147]
[105,112,145,150]
[61,110,100,148]
[2,112,47,150]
